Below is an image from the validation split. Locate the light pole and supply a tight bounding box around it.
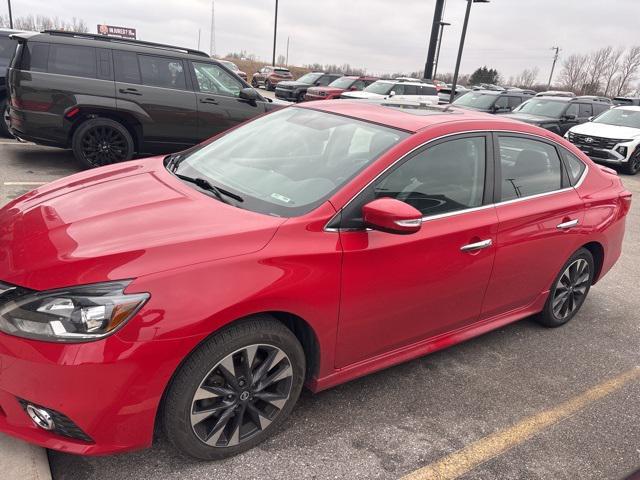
[272,0,278,66]
[423,0,446,80]
[449,0,490,103]
[433,21,451,80]
[547,46,560,90]
[7,0,13,29]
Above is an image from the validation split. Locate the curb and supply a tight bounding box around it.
[0,434,52,480]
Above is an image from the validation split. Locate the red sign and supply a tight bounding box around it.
[97,24,137,39]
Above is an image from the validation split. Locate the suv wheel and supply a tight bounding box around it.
[535,248,594,328]
[72,118,134,169]
[163,316,305,460]
[265,79,273,91]
[622,148,640,175]
[0,99,12,138]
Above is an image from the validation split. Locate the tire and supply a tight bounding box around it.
[163,316,305,460]
[71,118,134,169]
[251,78,258,88]
[535,248,594,328]
[265,80,273,91]
[297,92,306,103]
[0,98,12,138]
[621,148,640,175]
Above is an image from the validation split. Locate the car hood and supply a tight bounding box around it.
[568,121,640,139]
[277,81,310,88]
[499,113,553,124]
[0,157,285,290]
[341,91,386,99]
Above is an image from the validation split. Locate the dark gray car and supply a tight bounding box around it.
[275,72,342,102]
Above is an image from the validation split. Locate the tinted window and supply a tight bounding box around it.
[391,84,405,95]
[402,85,418,95]
[565,103,579,117]
[495,96,509,109]
[560,149,586,185]
[0,37,17,69]
[139,55,186,90]
[593,104,609,115]
[508,96,522,109]
[96,48,113,80]
[114,51,140,84]
[579,103,593,117]
[315,75,334,86]
[48,45,96,78]
[499,136,562,201]
[420,85,437,95]
[351,80,365,90]
[20,43,49,72]
[192,62,242,96]
[374,137,486,217]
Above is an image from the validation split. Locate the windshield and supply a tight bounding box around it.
[453,92,497,109]
[297,73,323,84]
[363,81,394,95]
[593,108,640,129]
[328,77,356,89]
[174,108,409,217]
[512,99,567,118]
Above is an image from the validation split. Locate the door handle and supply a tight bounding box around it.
[119,88,141,96]
[200,97,219,105]
[460,239,492,252]
[557,219,579,230]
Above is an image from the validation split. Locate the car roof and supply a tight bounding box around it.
[614,105,640,112]
[299,100,530,133]
[375,79,434,87]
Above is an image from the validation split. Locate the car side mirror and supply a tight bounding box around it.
[588,116,593,121]
[239,87,260,104]
[362,198,422,234]
[389,90,396,97]
[564,114,577,120]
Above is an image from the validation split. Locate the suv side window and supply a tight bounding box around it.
[138,55,187,90]
[498,136,563,201]
[565,103,579,117]
[495,96,509,110]
[373,136,486,217]
[192,62,242,97]
[351,80,366,90]
[316,75,333,86]
[402,85,418,95]
[114,51,141,84]
[20,43,49,72]
[96,48,113,81]
[48,44,96,78]
[579,103,593,117]
[508,96,522,109]
[560,149,586,185]
[420,85,437,95]
[391,84,405,95]
[593,103,609,115]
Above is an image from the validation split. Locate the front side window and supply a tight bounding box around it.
[579,103,593,117]
[453,92,499,110]
[364,81,394,95]
[373,137,486,217]
[192,62,242,97]
[316,75,334,86]
[114,51,141,84]
[297,73,323,84]
[174,108,408,217]
[48,45,96,78]
[138,55,186,90]
[508,96,523,109]
[499,136,562,201]
[565,103,579,117]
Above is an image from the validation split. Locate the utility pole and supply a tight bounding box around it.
[285,36,290,66]
[209,0,216,57]
[433,21,451,80]
[7,0,13,29]
[547,46,560,90]
[423,0,445,80]
[197,28,201,51]
[272,0,278,66]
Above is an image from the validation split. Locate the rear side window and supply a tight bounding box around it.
[420,85,437,95]
[138,55,186,90]
[560,149,586,185]
[593,104,609,115]
[96,48,113,81]
[402,85,417,95]
[114,51,141,84]
[499,136,562,201]
[0,37,17,69]
[508,96,522,109]
[19,43,49,72]
[48,45,96,78]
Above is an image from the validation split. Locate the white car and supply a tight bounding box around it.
[565,106,640,175]
[341,80,439,105]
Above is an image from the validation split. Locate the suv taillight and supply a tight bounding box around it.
[11,97,52,112]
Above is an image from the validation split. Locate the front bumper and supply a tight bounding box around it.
[275,88,300,101]
[0,330,196,455]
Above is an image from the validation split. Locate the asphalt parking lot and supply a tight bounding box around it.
[0,139,639,480]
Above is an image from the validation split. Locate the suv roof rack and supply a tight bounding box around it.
[572,95,612,103]
[41,30,210,58]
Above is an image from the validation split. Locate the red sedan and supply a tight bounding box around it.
[305,75,378,101]
[0,101,631,460]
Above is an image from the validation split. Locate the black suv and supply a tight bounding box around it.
[0,29,24,136]
[8,31,280,168]
[275,72,343,102]
[452,89,534,113]
[500,96,612,135]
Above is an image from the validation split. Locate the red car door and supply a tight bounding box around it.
[481,134,586,318]
[335,134,499,368]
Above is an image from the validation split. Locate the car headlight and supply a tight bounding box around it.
[0,280,149,342]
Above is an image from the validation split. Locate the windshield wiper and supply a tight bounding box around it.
[174,173,244,204]
[165,153,184,172]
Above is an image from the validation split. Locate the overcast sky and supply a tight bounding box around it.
[9,0,640,82]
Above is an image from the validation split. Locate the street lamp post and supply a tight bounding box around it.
[272,0,278,66]
[433,21,451,80]
[7,0,13,29]
[449,0,490,103]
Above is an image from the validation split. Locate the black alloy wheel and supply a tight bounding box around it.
[72,118,134,169]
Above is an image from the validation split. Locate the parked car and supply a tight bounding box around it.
[437,85,469,104]
[250,66,293,91]
[0,29,25,136]
[453,89,534,113]
[0,101,630,460]
[305,75,378,101]
[275,72,343,102]
[612,97,640,106]
[566,106,640,174]
[535,90,576,98]
[218,59,247,81]
[341,79,439,104]
[500,96,612,135]
[7,30,280,168]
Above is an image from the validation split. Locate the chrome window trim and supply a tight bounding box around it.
[323,129,589,232]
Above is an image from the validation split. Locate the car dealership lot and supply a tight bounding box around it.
[0,139,639,480]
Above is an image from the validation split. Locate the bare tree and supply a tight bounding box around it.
[582,47,611,95]
[0,14,89,32]
[602,47,624,97]
[559,54,588,93]
[513,67,539,88]
[616,46,640,96]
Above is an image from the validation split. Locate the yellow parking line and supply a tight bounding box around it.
[401,367,640,480]
[3,182,48,186]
